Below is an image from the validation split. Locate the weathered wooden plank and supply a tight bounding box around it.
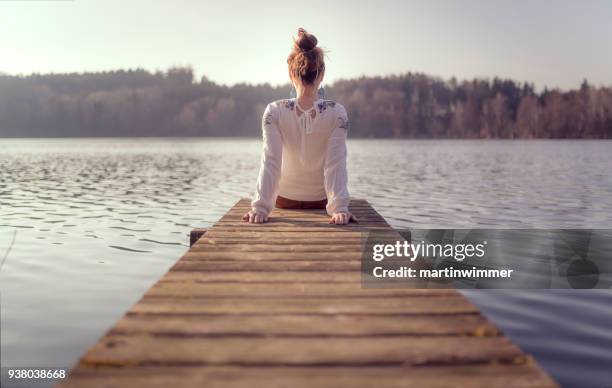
[195,237,367,245]
[110,314,499,337]
[59,364,557,388]
[212,224,388,231]
[188,244,365,252]
[236,203,377,209]
[189,228,207,247]
[221,214,386,222]
[160,271,363,283]
[156,271,438,284]
[214,217,388,229]
[129,295,476,315]
[193,241,366,248]
[182,251,364,260]
[220,214,387,223]
[204,230,367,238]
[223,207,387,214]
[208,224,392,232]
[197,232,398,244]
[143,282,457,298]
[79,336,525,367]
[229,206,383,213]
[171,260,362,271]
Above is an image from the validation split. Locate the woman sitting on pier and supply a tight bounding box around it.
[244,28,356,225]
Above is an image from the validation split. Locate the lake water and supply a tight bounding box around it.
[1,138,612,388]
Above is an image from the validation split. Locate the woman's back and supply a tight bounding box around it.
[245,28,354,225]
[263,98,348,201]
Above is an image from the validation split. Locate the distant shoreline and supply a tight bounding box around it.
[2,68,611,139]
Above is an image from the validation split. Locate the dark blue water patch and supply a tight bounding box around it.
[463,290,612,388]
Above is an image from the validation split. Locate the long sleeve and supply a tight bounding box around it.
[251,103,283,216]
[324,105,350,216]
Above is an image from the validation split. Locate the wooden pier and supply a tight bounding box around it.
[58,198,557,387]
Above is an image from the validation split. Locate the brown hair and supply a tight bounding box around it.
[287,28,325,86]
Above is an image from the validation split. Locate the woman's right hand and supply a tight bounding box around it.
[329,211,358,225]
[242,210,268,223]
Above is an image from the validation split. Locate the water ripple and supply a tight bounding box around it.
[107,245,152,253]
[1,139,611,388]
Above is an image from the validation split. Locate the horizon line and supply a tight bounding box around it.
[1,66,608,93]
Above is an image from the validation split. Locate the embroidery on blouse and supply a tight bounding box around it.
[281,99,295,111]
[338,116,350,131]
[263,110,274,126]
[317,100,336,113]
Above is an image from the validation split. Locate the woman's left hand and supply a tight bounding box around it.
[329,211,358,225]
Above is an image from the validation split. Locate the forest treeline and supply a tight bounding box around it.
[1,67,611,138]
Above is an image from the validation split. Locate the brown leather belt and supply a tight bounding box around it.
[275,195,327,210]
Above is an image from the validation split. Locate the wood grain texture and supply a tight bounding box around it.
[129,295,479,315]
[59,365,556,388]
[78,336,525,366]
[57,198,557,388]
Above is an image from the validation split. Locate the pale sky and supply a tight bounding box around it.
[2,0,611,90]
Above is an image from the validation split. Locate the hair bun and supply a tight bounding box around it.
[287,28,325,85]
[295,27,318,52]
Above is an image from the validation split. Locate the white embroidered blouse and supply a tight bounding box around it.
[251,98,350,217]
